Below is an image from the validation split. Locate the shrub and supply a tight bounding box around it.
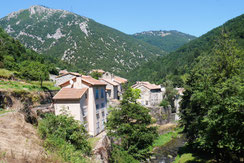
[38,113,91,162]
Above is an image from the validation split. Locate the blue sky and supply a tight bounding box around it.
[1,0,244,37]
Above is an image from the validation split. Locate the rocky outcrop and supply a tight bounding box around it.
[93,134,111,163]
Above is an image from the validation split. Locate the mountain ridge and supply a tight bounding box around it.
[0,5,166,74]
[132,30,196,52]
[127,13,244,85]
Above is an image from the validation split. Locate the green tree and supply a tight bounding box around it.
[38,113,91,162]
[19,61,49,87]
[161,80,177,112]
[90,71,102,79]
[180,34,244,162]
[106,87,158,161]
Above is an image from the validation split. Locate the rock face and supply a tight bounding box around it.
[93,134,111,163]
[0,5,165,74]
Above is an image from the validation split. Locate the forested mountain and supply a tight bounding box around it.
[133,30,196,52]
[127,13,244,86]
[0,5,166,74]
[0,27,59,80]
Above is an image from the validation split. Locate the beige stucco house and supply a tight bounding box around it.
[132,81,164,107]
[53,75,107,136]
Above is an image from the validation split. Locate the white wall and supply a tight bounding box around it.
[54,100,82,121]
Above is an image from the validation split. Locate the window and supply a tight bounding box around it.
[96,113,100,120]
[146,101,148,105]
[85,93,87,99]
[96,104,99,110]
[101,88,104,98]
[96,122,100,129]
[102,111,105,117]
[95,88,99,99]
[101,103,105,108]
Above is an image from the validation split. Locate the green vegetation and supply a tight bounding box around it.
[87,137,100,149]
[38,113,91,163]
[180,35,244,162]
[160,80,177,111]
[0,27,59,82]
[0,108,11,115]
[0,80,59,91]
[106,87,158,161]
[133,30,196,52]
[90,71,102,80]
[0,69,15,79]
[127,13,244,86]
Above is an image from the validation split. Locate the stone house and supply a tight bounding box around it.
[132,81,164,107]
[53,75,107,136]
[99,71,128,100]
[55,72,82,87]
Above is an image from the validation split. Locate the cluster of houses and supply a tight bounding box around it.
[52,70,127,136]
[52,69,183,136]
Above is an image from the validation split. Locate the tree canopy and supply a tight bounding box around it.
[179,34,244,162]
[106,87,158,161]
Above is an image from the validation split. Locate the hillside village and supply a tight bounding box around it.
[51,69,183,136]
[0,3,243,163]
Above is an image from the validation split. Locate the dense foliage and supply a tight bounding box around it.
[0,27,58,81]
[90,71,102,80]
[38,113,91,162]
[180,35,244,162]
[106,87,158,161]
[0,5,166,75]
[127,14,244,86]
[133,30,196,52]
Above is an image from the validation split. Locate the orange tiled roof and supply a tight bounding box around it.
[101,78,119,86]
[53,88,88,100]
[59,70,68,75]
[132,81,161,90]
[114,76,128,84]
[82,76,107,86]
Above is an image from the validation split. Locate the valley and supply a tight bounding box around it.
[0,3,243,163]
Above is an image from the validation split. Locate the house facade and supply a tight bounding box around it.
[55,72,82,87]
[97,71,128,100]
[132,81,164,107]
[53,75,107,136]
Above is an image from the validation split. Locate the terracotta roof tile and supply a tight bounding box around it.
[132,81,161,90]
[82,76,107,86]
[101,78,119,86]
[114,76,128,84]
[53,88,88,100]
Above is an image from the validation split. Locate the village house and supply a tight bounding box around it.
[53,75,107,136]
[132,81,164,107]
[55,72,82,87]
[90,70,128,100]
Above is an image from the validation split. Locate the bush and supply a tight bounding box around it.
[38,113,91,162]
[110,145,139,163]
[0,68,14,79]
